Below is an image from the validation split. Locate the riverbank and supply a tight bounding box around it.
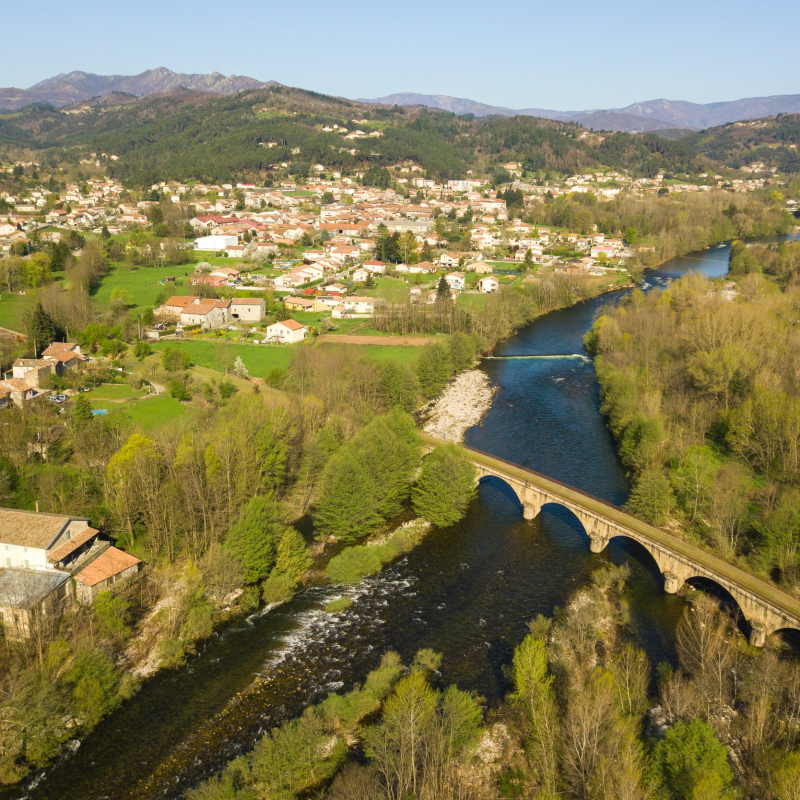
[421,369,496,442]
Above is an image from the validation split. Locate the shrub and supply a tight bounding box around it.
[327,546,384,584]
[261,571,295,604]
[324,596,353,614]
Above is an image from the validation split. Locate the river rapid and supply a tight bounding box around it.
[11,242,765,800]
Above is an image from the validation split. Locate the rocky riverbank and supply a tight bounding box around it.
[422,369,496,442]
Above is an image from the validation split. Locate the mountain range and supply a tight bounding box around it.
[1,69,799,134]
[0,68,273,110]
[363,92,800,132]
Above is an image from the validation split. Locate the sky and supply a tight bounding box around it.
[4,0,799,110]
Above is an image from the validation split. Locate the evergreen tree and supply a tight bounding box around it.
[72,395,93,425]
[436,275,450,300]
[447,332,476,373]
[626,466,673,526]
[26,302,62,357]
[225,495,286,583]
[412,444,476,527]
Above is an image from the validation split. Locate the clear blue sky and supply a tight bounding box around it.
[4,0,799,110]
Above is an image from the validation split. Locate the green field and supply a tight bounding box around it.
[363,277,409,303]
[92,264,196,311]
[0,292,32,332]
[86,384,147,401]
[353,344,422,365]
[458,293,489,309]
[153,340,297,377]
[116,396,188,432]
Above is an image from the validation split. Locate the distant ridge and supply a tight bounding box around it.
[0,68,275,110]
[363,91,800,132]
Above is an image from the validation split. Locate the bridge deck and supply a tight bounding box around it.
[420,433,800,624]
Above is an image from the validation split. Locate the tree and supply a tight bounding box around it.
[416,343,452,399]
[626,466,672,526]
[436,275,449,301]
[446,332,476,373]
[380,361,420,412]
[624,227,638,246]
[72,395,93,425]
[26,302,62,357]
[412,444,476,527]
[161,345,192,372]
[653,719,734,800]
[225,494,286,583]
[672,445,719,522]
[233,356,249,378]
[275,528,312,582]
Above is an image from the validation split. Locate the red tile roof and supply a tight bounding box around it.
[75,546,142,587]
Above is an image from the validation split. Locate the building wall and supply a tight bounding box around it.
[1,543,48,570]
[231,302,265,321]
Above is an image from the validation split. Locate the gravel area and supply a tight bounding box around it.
[422,369,496,442]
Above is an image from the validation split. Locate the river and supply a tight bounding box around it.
[10,242,769,800]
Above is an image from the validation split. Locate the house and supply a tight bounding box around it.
[591,245,616,260]
[0,568,71,641]
[478,276,500,293]
[266,319,308,344]
[407,260,438,275]
[444,272,466,290]
[156,296,231,329]
[230,298,266,322]
[179,299,231,330]
[343,296,375,316]
[323,283,347,296]
[362,259,386,274]
[283,296,317,312]
[352,267,372,282]
[41,343,82,374]
[0,507,91,572]
[468,261,495,274]
[11,359,55,389]
[438,252,462,268]
[0,379,35,406]
[74,546,142,604]
[194,234,238,251]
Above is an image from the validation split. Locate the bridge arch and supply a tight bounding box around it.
[448,439,800,647]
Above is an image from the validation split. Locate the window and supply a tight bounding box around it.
[4,558,9,567]
[65,531,71,541]
[24,560,29,569]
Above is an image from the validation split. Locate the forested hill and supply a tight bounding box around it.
[0,83,794,184]
[683,114,800,174]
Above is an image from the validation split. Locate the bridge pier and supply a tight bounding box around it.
[749,621,766,648]
[589,534,608,554]
[523,502,542,520]
[663,572,682,594]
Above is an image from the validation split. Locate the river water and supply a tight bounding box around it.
[13,243,748,800]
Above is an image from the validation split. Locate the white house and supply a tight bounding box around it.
[352,267,372,282]
[0,507,92,572]
[362,259,386,274]
[343,296,375,316]
[194,235,238,251]
[590,245,616,259]
[266,319,308,344]
[444,272,466,291]
[230,298,266,322]
[477,276,500,293]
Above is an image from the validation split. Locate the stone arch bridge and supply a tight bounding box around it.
[421,434,800,647]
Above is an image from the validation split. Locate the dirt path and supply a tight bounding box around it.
[316,334,440,346]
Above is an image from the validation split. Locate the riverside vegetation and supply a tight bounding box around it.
[186,565,800,800]
[0,330,481,784]
[585,239,800,591]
